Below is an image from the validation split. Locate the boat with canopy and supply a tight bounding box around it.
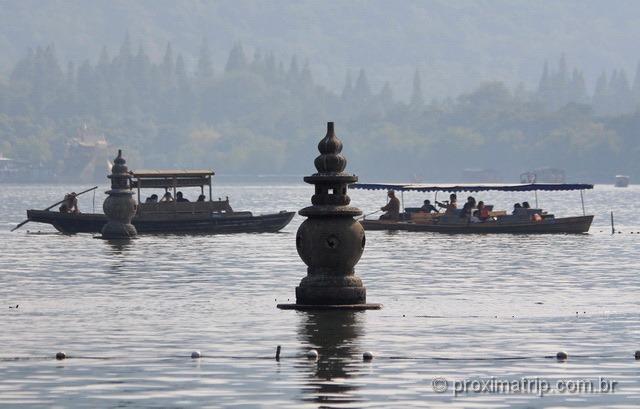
[25,169,295,234]
[351,182,594,234]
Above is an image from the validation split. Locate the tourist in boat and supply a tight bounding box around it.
[420,199,438,213]
[145,194,158,203]
[473,201,490,222]
[436,193,457,214]
[522,201,531,209]
[197,194,206,202]
[176,191,190,202]
[512,203,522,215]
[160,192,173,202]
[59,192,79,214]
[460,196,476,218]
[379,190,401,220]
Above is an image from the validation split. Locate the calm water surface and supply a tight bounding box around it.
[1,183,639,408]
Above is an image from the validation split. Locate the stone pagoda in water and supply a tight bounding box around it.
[101,149,137,239]
[278,122,380,310]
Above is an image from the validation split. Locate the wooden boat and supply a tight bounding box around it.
[25,169,294,234]
[352,182,594,234]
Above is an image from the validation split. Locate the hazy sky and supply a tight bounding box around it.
[1,0,639,99]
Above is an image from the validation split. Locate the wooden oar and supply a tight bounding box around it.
[359,210,381,220]
[11,186,99,232]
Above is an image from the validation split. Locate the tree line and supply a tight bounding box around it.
[1,36,639,182]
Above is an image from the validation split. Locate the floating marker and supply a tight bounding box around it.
[556,351,568,361]
[275,345,281,361]
[363,351,374,361]
[306,349,318,360]
[55,351,66,360]
[191,351,201,359]
[635,351,640,360]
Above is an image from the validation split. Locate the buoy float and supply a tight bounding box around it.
[55,351,66,360]
[556,351,568,361]
[191,351,201,359]
[306,349,318,360]
[363,351,374,361]
[634,351,640,360]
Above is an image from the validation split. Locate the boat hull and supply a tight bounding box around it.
[361,215,594,234]
[26,210,295,234]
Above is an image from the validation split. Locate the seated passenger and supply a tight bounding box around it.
[512,203,522,215]
[160,192,173,202]
[197,194,206,202]
[379,190,401,220]
[522,201,531,209]
[420,199,438,213]
[473,201,490,222]
[176,191,190,202]
[145,194,158,203]
[460,196,476,218]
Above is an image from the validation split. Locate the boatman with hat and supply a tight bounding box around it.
[379,190,401,220]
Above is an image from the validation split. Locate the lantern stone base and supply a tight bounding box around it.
[277,303,382,310]
[100,222,137,239]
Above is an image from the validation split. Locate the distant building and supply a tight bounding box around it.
[520,167,566,183]
[59,125,110,182]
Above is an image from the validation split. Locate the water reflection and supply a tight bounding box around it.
[103,238,134,255]
[297,310,365,406]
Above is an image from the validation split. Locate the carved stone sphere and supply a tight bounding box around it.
[103,194,137,224]
[296,217,365,276]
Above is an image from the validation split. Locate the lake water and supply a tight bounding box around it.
[1,183,639,408]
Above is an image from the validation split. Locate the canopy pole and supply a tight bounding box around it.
[534,190,538,208]
[580,190,585,216]
[209,176,213,202]
[401,191,405,213]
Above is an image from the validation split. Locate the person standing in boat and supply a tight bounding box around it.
[59,192,79,214]
[437,193,457,214]
[379,190,401,220]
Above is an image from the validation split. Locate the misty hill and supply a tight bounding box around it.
[2,0,640,99]
[1,38,639,183]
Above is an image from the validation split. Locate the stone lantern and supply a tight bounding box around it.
[278,122,380,310]
[101,149,137,239]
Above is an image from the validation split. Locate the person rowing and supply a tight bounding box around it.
[59,192,79,214]
[379,190,401,220]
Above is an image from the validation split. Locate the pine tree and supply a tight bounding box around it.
[410,68,424,108]
[196,38,214,80]
[632,61,640,110]
[341,71,353,101]
[379,81,394,107]
[225,43,247,73]
[287,54,300,86]
[353,68,371,102]
[161,42,174,81]
[592,71,608,115]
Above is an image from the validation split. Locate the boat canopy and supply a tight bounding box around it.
[130,169,214,189]
[351,183,593,193]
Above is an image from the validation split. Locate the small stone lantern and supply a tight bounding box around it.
[101,149,137,239]
[278,122,380,310]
